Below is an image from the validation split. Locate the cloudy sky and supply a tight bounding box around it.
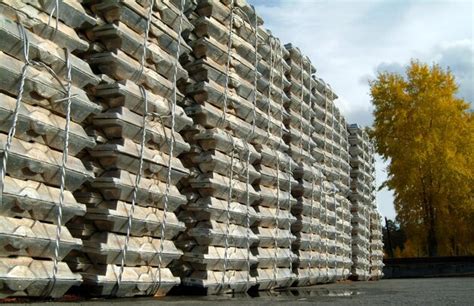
[248,0,474,219]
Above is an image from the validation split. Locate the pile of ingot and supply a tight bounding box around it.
[250,34,296,290]
[347,124,374,281]
[0,0,100,298]
[369,202,384,279]
[283,45,323,286]
[310,76,352,283]
[176,0,263,294]
[66,0,194,297]
[0,0,384,299]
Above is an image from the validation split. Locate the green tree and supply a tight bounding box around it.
[370,60,473,257]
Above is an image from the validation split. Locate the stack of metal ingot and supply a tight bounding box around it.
[284,45,323,286]
[369,210,384,280]
[67,0,194,297]
[331,109,352,281]
[251,33,297,290]
[176,0,263,294]
[347,124,373,280]
[0,0,100,298]
[311,77,352,283]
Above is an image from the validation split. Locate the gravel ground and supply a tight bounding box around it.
[15,277,474,305]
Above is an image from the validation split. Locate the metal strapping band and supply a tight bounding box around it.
[219,0,236,128]
[153,0,185,295]
[222,138,236,291]
[113,86,148,296]
[244,4,259,290]
[47,0,60,36]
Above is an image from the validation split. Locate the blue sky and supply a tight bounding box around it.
[248,0,474,219]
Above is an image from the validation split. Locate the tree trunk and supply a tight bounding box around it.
[427,203,438,257]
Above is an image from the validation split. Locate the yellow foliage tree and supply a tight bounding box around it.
[370,60,474,257]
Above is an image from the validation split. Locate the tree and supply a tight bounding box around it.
[382,218,407,258]
[370,60,474,257]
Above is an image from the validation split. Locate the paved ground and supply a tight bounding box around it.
[15,277,474,305]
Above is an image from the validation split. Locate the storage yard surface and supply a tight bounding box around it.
[13,278,474,305]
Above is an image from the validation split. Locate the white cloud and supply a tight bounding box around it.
[249,0,473,218]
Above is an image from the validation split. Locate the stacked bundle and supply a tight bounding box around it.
[283,45,322,286]
[331,110,352,281]
[252,35,296,290]
[69,0,193,297]
[311,78,352,283]
[369,210,384,280]
[177,0,262,294]
[347,124,373,280]
[0,1,100,298]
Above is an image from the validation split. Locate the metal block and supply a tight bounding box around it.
[291,198,321,217]
[255,268,294,290]
[195,0,261,42]
[95,81,192,131]
[259,185,296,209]
[0,216,81,260]
[259,164,297,191]
[91,138,189,185]
[92,22,188,81]
[0,134,93,191]
[83,232,182,266]
[181,196,259,226]
[293,268,322,286]
[0,16,99,88]
[257,206,295,229]
[182,245,257,271]
[80,264,179,297]
[92,107,190,156]
[181,270,254,294]
[287,109,313,135]
[186,58,254,101]
[0,52,101,123]
[189,172,259,205]
[23,0,97,28]
[192,16,256,62]
[91,170,187,212]
[91,0,191,56]
[0,176,85,224]
[85,199,185,239]
[89,51,179,101]
[185,103,283,149]
[186,81,254,123]
[258,144,296,172]
[256,247,293,269]
[0,94,95,155]
[0,257,81,298]
[0,1,89,51]
[256,227,295,248]
[186,220,258,247]
[293,232,322,251]
[193,128,260,162]
[191,150,260,184]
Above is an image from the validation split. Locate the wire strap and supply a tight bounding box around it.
[153,0,185,295]
[244,4,259,290]
[113,86,148,296]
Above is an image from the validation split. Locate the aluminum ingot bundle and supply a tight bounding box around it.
[0,1,100,298]
[283,45,324,286]
[369,210,384,280]
[347,124,375,281]
[177,0,272,294]
[312,77,352,283]
[251,34,297,291]
[70,0,194,297]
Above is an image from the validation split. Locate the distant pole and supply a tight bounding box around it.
[385,217,394,258]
